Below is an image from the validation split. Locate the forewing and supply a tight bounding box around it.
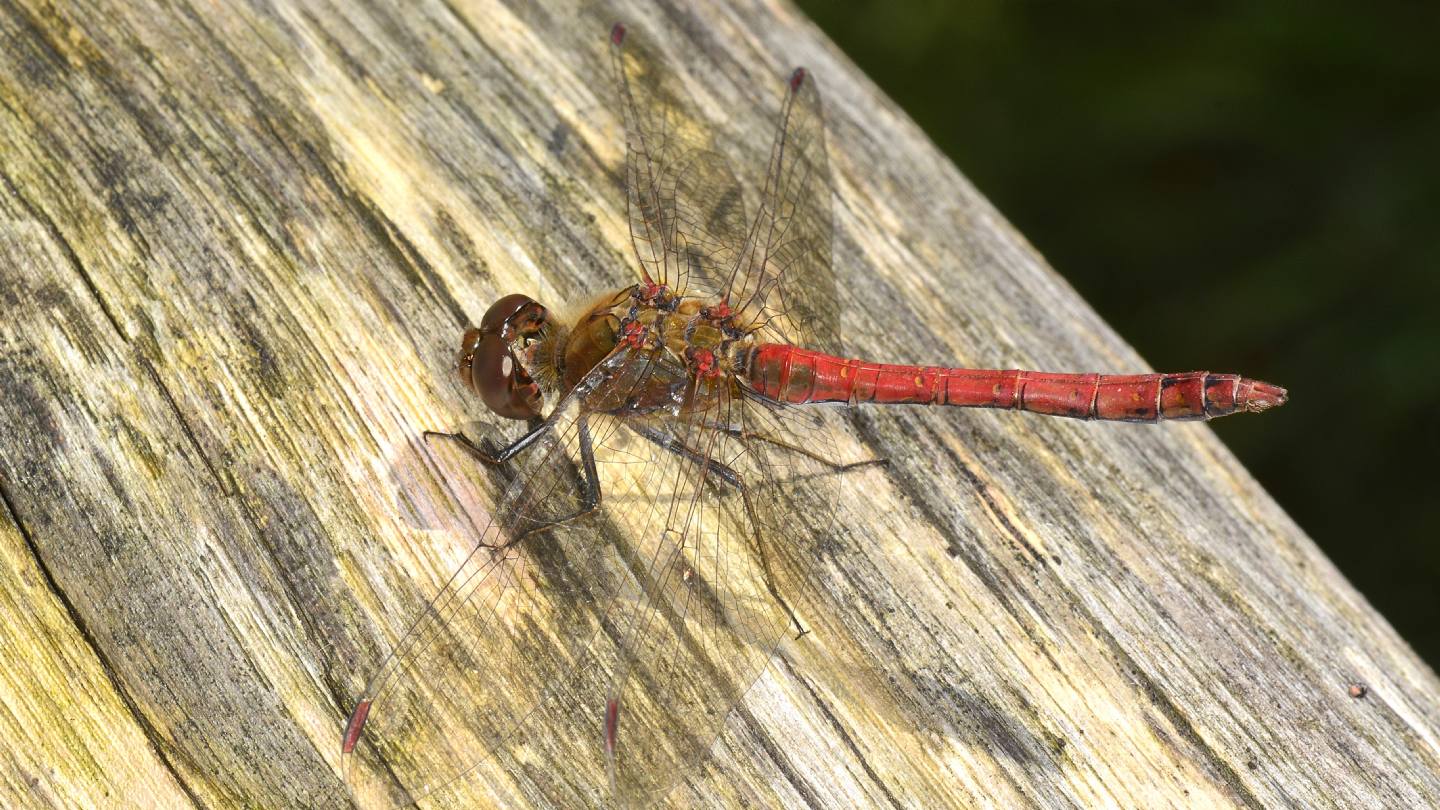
[727,68,840,352]
[402,374,821,807]
[342,347,669,807]
[669,149,751,303]
[610,24,750,299]
[610,26,838,350]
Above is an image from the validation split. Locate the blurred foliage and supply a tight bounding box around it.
[798,1,1440,664]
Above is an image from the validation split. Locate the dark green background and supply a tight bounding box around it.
[798,2,1440,664]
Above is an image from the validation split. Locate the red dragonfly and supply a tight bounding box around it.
[341,22,1286,808]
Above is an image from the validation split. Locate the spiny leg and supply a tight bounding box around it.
[712,424,888,474]
[425,418,602,543]
[629,425,742,488]
[629,425,808,639]
[422,416,550,466]
[740,483,808,640]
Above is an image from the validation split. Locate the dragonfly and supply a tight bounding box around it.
[340,22,1286,809]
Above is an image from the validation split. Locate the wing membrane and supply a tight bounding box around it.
[612,26,704,291]
[592,385,790,805]
[611,25,839,350]
[594,379,859,806]
[669,149,750,303]
[343,348,659,806]
[728,69,839,351]
[345,343,847,807]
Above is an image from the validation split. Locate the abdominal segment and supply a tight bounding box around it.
[744,344,1287,422]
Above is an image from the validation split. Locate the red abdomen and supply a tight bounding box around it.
[744,345,1286,422]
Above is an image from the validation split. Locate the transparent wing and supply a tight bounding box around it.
[342,346,663,807]
[590,379,861,807]
[726,68,840,352]
[345,342,850,807]
[670,149,751,303]
[610,24,752,302]
[611,24,839,352]
[405,384,791,807]
[586,382,794,806]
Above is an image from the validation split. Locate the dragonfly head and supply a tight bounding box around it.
[458,293,552,420]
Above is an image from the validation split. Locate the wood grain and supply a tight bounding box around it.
[1,0,1435,807]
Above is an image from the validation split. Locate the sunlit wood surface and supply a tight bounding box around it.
[2,0,1437,807]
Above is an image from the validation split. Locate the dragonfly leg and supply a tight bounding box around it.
[524,412,601,539]
[514,418,602,543]
[629,425,808,639]
[715,425,888,474]
[422,418,550,465]
[628,426,742,488]
[738,483,809,639]
[426,420,602,543]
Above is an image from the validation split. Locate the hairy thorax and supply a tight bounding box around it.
[525,283,757,418]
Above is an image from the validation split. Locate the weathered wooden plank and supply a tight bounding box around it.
[0,0,1435,808]
[0,430,190,809]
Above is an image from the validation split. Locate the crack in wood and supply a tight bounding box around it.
[0,479,205,808]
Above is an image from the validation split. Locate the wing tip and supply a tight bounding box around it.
[789,66,808,92]
[342,698,373,754]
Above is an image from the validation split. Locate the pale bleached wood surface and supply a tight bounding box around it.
[1,1,1437,808]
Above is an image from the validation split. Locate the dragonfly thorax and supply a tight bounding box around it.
[458,284,759,422]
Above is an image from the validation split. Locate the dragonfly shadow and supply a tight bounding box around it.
[387,420,515,534]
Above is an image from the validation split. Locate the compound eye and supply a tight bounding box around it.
[456,327,484,393]
[481,294,549,341]
[472,334,541,420]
